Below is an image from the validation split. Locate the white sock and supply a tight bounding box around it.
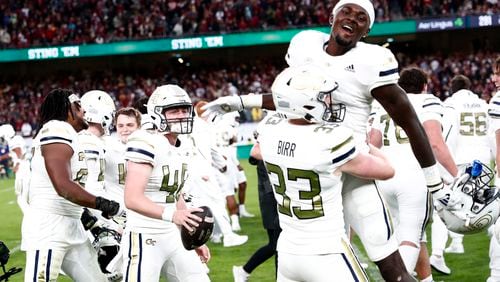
[399,245,419,273]
[431,213,448,256]
[230,214,239,224]
[449,231,463,244]
[421,274,434,282]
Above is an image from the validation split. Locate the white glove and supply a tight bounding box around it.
[201,94,263,122]
[432,185,462,210]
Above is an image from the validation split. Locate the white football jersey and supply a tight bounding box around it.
[8,135,25,151]
[489,91,500,132]
[286,30,399,140]
[184,117,219,177]
[257,112,358,255]
[29,120,86,218]
[77,130,106,196]
[125,129,193,234]
[214,119,237,148]
[182,117,225,201]
[8,135,26,165]
[445,90,491,165]
[103,136,127,205]
[371,94,443,160]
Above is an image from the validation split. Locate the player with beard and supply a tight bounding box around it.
[22,89,119,281]
[201,1,458,280]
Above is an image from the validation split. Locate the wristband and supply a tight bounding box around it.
[161,207,174,222]
[240,94,263,109]
[422,163,443,193]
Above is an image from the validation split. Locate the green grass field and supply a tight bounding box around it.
[0,160,492,281]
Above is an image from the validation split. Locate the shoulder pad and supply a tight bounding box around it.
[8,135,25,149]
[38,120,77,147]
[78,131,102,159]
[489,92,500,122]
[324,126,357,166]
[355,43,399,89]
[125,129,156,165]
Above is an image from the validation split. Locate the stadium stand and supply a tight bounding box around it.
[0,0,498,49]
[0,52,497,132]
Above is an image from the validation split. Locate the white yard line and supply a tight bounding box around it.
[10,244,20,254]
[0,186,14,193]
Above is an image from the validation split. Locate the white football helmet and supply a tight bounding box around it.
[147,85,194,134]
[91,226,122,281]
[271,64,345,123]
[81,90,116,135]
[220,111,240,128]
[437,161,500,234]
[0,124,15,139]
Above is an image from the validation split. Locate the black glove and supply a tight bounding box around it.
[95,197,120,219]
[248,156,258,166]
[81,208,98,230]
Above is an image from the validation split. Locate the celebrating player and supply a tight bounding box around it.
[123,85,210,281]
[22,89,119,281]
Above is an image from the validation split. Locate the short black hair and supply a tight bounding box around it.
[398,67,427,94]
[450,75,471,93]
[133,96,149,115]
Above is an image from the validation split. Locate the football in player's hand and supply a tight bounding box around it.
[181,206,214,250]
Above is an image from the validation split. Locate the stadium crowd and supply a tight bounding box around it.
[0,51,497,134]
[0,0,498,49]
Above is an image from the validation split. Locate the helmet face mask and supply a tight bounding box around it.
[437,161,500,234]
[155,104,194,134]
[317,90,346,122]
[272,65,345,123]
[147,85,194,134]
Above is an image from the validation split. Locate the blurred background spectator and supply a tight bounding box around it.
[0,51,497,131]
[0,0,497,49]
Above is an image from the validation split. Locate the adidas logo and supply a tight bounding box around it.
[344,64,355,72]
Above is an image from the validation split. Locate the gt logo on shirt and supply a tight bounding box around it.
[145,238,156,246]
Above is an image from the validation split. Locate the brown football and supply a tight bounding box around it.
[180,206,214,250]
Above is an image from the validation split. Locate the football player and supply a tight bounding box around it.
[201,1,456,280]
[220,112,254,218]
[369,67,458,281]
[104,107,141,212]
[123,85,210,281]
[22,89,119,281]
[255,64,394,281]
[430,75,493,274]
[98,107,142,280]
[0,124,30,213]
[0,124,24,174]
[78,90,125,280]
[183,102,248,248]
[213,113,244,231]
[488,55,500,282]
[78,90,116,198]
